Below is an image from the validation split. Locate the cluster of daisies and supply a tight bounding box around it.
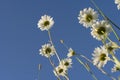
[38,15,76,79]
[78,7,120,72]
[37,1,120,79]
[115,0,120,10]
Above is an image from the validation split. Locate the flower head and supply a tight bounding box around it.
[39,43,55,58]
[92,46,110,68]
[91,20,112,40]
[59,58,72,69]
[78,7,98,28]
[37,15,54,31]
[67,48,75,58]
[53,65,67,77]
[105,41,120,53]
[115,0,120,10]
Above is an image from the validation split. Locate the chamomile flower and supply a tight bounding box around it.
[92,46,110,68]
[37,15,54,31]
[112,64,120,72]
[39,43,55,58]
[60,58,72,69]
[78,7,98,28]
[53,65,67,77]
[91,20,112,40]
[105,41,120,53]
[115,0,120,10]
[67,48,75,58]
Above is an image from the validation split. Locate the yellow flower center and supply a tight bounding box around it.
[45,48,51,54]
[64,62,69,66]
[71,51,75,56]
[107,46,113,52]
[59,69,63,73]
[86,14,93,22]
[44,21,50,26]
[97,27,106,35]
[100,53,106,61]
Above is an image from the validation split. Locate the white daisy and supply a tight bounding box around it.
[67,48,75,58]
[53,65,67,77]
[39,43,55,58]
[78,7,98,28]
[112,64,120,72]
[37,15,54,31]
[92,46,110,68]
[91,20,112,40]
[59,58,72,69]
[115,0,120,10]
[105,41,120,53]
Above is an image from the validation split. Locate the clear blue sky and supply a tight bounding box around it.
[0,0,120,80]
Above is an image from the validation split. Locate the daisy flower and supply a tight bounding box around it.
[37,15,54,31]
[59,58,72,69]
[53,65,67,77]
[78,7,98,28]
[115,0,120,10]
[92,46,110,68]
[39,43,55,58]
[67,48,75,58]
[105,41,120,53]
[91,20,112,40]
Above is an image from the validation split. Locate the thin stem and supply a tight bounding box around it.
[37,64,41,80]
[76,57,98,80]
[76,54,93,63]
[85,63,98,80]
[99,68,116,80]
[48,58,61,80]
[110,26,120,41]
[47,30,61,62]
[64,74,69,80]
[106,36,112,42]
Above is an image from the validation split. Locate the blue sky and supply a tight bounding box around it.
[0,0,120,80]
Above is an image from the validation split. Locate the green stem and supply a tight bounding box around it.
[38,64,41,80]
[76,57,98,80]
[110,26,120,41]
[106,36,112,42]
[48,30,61,62]
[64,74,69,80]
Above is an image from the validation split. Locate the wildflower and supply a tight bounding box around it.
[91,20,112,40]
[112,64,120,72]
[37,15,54,31]
[78,7,98,28]
[60,58,72,69]
[92,46,110,68]
[115,0,120,10]
[53,65,67,77]
[105,41,120,53]
[39,43,55,58]
[67,48,75,58]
